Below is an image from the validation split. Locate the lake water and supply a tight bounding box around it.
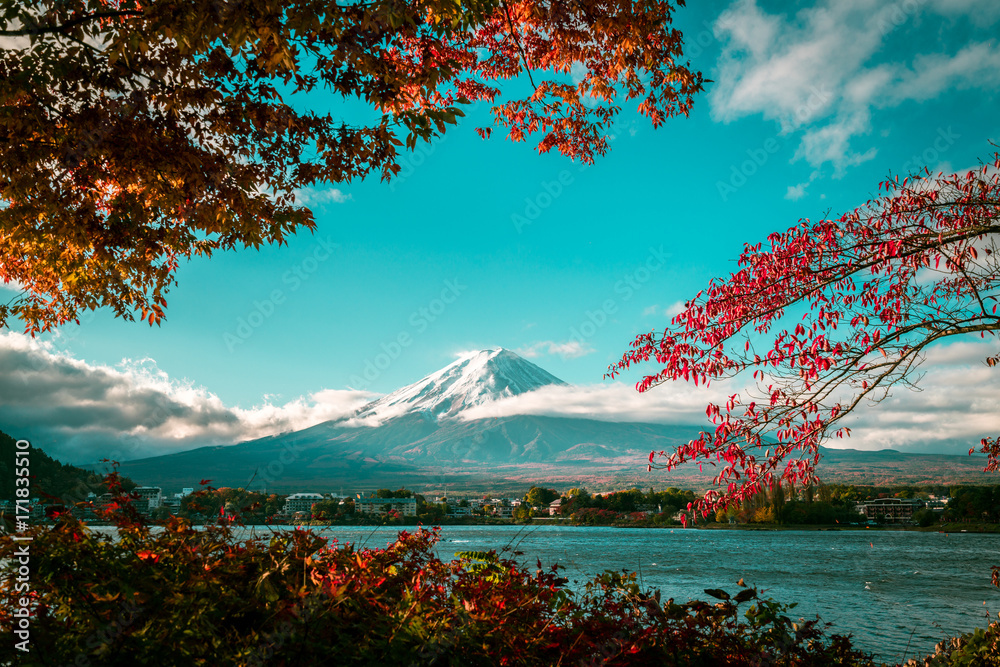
[231,524,1000,663]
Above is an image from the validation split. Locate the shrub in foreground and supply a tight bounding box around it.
[904,623,1000,667]
[1,510,884,667]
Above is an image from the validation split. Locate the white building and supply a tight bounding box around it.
[855,498,923,524]
[162,497,182,512]
[355,493,417,516]
[133,486,162,511]
[283,493,325,516]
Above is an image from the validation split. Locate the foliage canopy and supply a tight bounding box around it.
[0,0,703,332]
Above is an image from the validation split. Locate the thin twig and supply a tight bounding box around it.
[1,10,144,38]
[500,0,538,91]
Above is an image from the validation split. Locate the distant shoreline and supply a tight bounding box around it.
[223,519,1000,533]
[23,516,1000,534]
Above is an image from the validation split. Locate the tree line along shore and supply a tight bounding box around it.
[5,429,999,533]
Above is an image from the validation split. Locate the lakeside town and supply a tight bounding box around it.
[0,427,992,531]
[2,434,995,533]
[2,479,983,529]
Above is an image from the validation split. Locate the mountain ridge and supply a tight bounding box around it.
[111,349,998,493]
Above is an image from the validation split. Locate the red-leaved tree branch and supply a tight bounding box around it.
[609,153,1000,521]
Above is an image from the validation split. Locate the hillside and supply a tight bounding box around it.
[0,429,133,503]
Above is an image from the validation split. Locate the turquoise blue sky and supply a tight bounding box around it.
[3,0,1000,462]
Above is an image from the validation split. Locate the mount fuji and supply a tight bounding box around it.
[115,348,706,493]
[353,348,566,423]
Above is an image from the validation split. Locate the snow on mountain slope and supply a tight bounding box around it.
[353,348,565,424]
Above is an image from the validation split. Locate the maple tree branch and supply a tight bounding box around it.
[627,159,1000,516]
[750,319,1000,430]
[0,10,145,38]
[936,244,993,318]
[665,225,1000,350]
[500,0,538,92]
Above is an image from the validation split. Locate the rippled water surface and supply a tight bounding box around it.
[239,524,1000,663]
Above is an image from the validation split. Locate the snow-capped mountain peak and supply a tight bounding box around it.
[353,348,564,423]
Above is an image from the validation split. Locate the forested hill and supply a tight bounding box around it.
[0,430,134,502]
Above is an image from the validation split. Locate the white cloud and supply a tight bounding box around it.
[451,348,487,359]
[665,301,686,318]
[515,340,595,359]
[0,333,377,463]
[457,382,719,424]
[785,183,808,201]
[712,0,865,130]
[230,388,377,434]
[480,339,1000,456]
[784,170,822,200]
[885,42,1000,105]
[711,0,1000,173]
[293,187,352,206]
[793,111,879,172]
[927,0,1000,24]
[643,302,686,318]
[0,278,26,293]
[839,339,1000,453]
[3,329,996,467]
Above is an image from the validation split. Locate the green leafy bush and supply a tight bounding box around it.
[904,623,1000,666]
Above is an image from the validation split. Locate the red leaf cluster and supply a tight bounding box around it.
[610,154,1000,518]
